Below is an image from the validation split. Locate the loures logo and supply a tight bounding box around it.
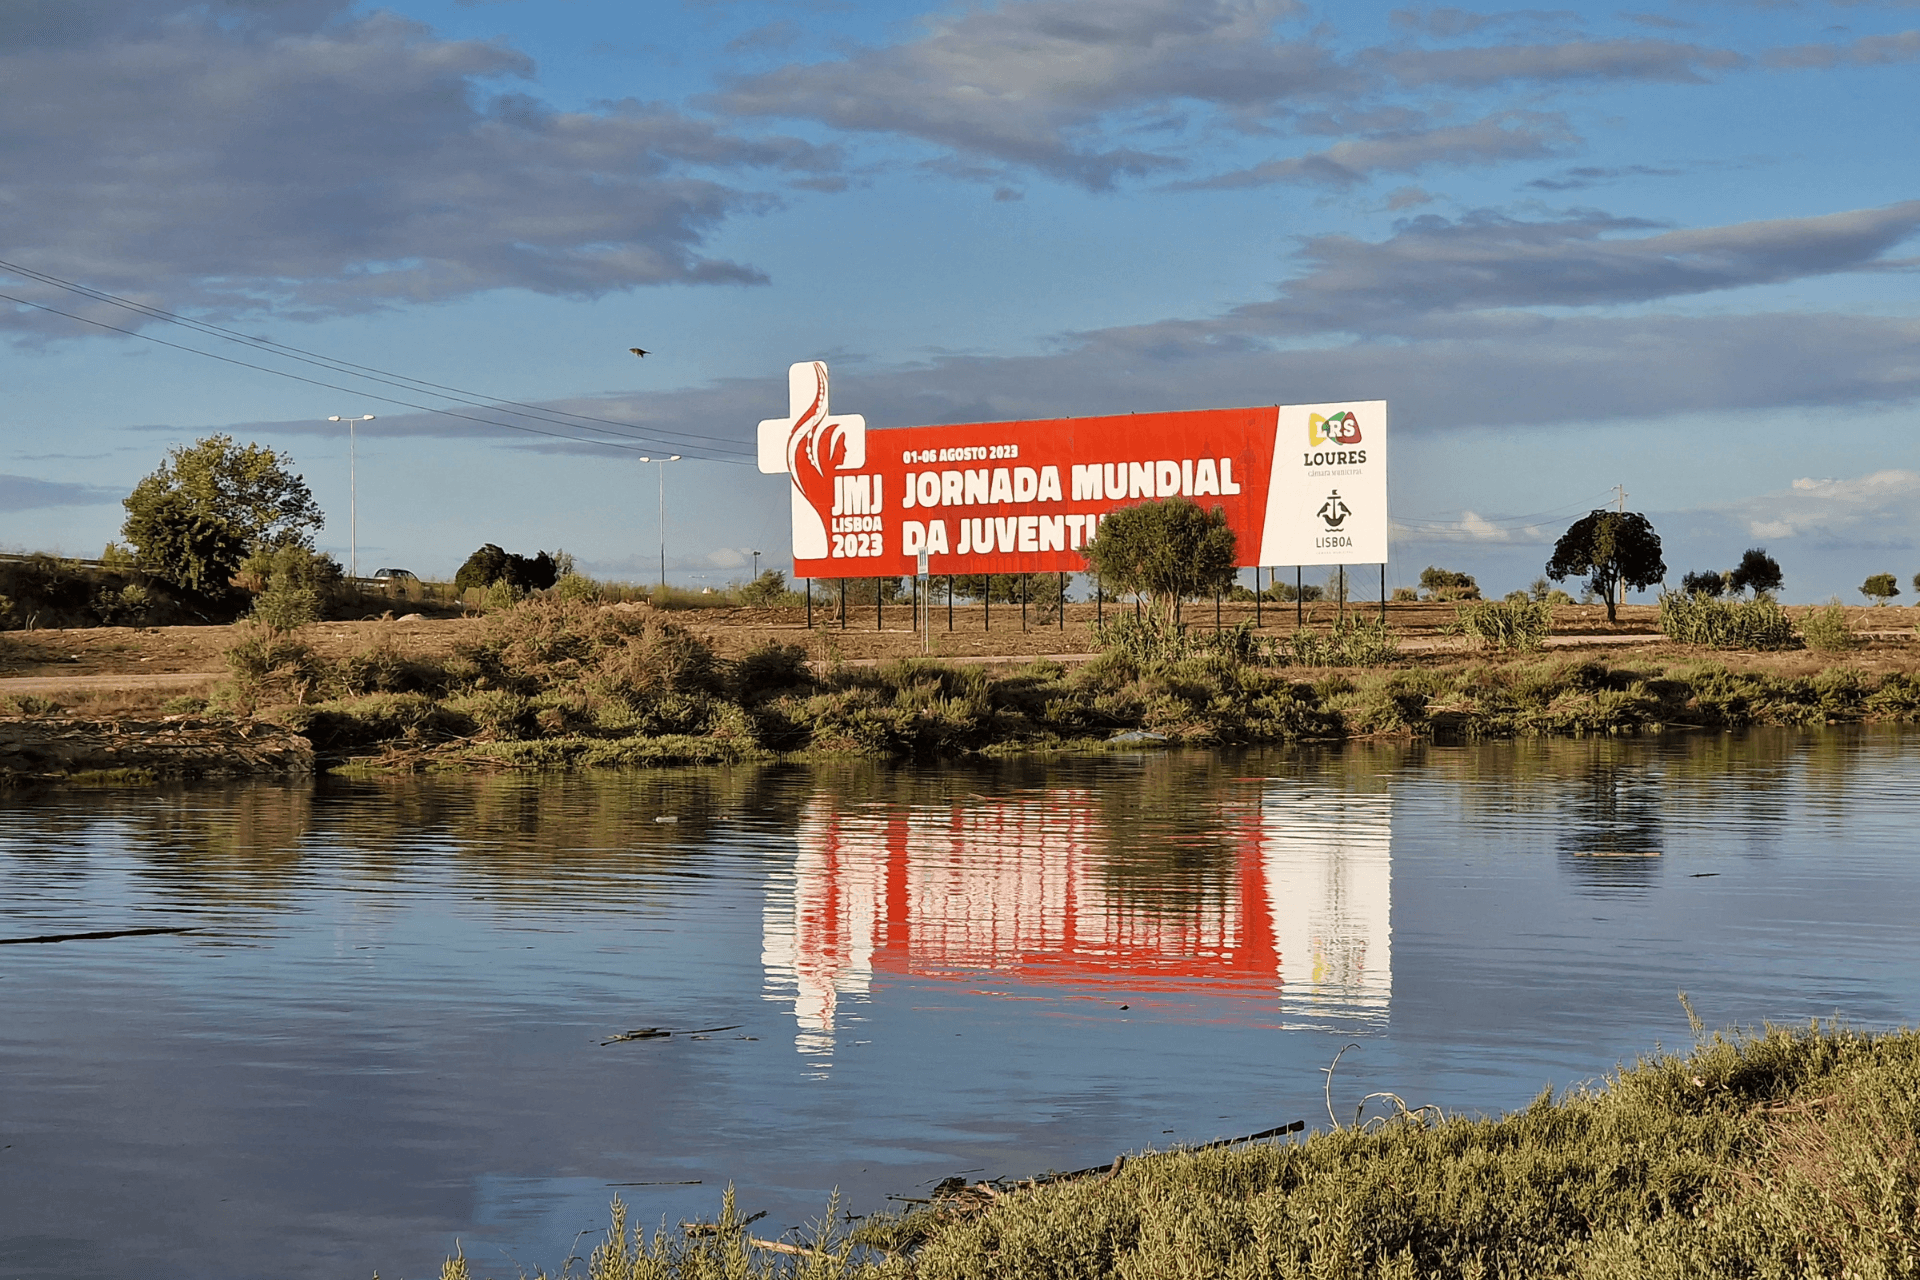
[757,362,867,559]
[1308,411,1361,447]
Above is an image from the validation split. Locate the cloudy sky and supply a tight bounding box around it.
[1,0,1916,600]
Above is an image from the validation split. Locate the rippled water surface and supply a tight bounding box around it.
[4,728,1920,1278]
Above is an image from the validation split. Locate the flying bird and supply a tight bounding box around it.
[629,347,650,358]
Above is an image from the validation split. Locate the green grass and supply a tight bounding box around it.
[431,1021,1920,1280]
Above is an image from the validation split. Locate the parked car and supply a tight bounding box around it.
[372,568,418,581]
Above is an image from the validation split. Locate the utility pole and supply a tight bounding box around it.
[1615,484,1628,611]
[637,455,681,591]
[328,415,375,580]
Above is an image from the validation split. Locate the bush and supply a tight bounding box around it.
[1391,586,1417,602]
[553,573,601,603]
[1093,613,1277,668]
[1419,566,1479,601]
[1801,600,1857,652]
[221,623,323,708]
[733,642,813,699]
[1658,591,1798,650]
[1447,598,1553,652]
[1288,616,1400,666]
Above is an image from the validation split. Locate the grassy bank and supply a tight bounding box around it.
[435,1021,1920,1279]
[170,599,1920,770]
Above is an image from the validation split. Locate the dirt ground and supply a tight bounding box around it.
[2,601,1916,712]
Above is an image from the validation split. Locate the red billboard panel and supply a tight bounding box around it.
[757,361,1388,580]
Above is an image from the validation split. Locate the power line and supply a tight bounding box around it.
[0,259,754,462]
[0,288,748,461]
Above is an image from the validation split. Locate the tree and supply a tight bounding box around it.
[454,544,558,593]
[1680,570,1727,597]
[121,436,323,594]
[1861,573,1900,606]
[1082,498,1237,626]
[1546,510,1666,623]
[738,570,796,606]
[1419,566,1479,601]
[1728,548,1783,597]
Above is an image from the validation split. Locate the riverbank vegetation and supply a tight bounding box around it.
[152,598,1920,770]
[439,1021,1920,1279]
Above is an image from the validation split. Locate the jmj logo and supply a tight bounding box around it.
[1308,411,1361,447]
[757,362,868,560]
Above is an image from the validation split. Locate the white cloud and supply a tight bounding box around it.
[1727,470,1920,542]
[0,1,839,337]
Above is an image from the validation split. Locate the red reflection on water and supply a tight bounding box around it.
[763,789,1392,1056]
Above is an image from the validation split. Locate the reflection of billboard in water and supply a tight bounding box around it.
[762,786,1391,1055]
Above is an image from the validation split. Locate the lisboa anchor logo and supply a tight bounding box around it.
[1316,489,1354,549]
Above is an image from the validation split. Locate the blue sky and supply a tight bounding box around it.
[1,0,1916,600]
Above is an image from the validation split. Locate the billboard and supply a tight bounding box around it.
[757,361,1387,578]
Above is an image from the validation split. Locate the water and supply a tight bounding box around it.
[3,727,1918,1278]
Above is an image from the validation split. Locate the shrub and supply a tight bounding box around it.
[1391,586,1417,602]
[1288,616,1400,666]
[1094,613,1278,668]
[1801,599,1857,652]
[1447,598,1553,652]
[0,694,63,716]
[553,573,601,603]
[1658,591,1798,650]
[221,622,323,708]
[733,641,813,699]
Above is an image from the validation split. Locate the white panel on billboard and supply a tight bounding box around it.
[1257,400,1388,566]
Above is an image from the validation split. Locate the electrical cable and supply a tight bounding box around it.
[0,259,754,460]
[0,288,751,463]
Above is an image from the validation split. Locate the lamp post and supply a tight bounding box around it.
[636,455,681,590]
[328,415,375,580]
[752,549,761,582]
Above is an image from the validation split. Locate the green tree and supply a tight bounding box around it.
[1680,569,1727,597]
[454,544,558,593]
[738,569,796,606]
[122,436,323,595]
[1728,547,1783,597]
[1546,510,1666,623]
[1419,566,1479,600]
[1861,573,1900,605]
[1082,498,1237,626]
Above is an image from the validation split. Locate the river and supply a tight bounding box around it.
[4,726,1918,1278]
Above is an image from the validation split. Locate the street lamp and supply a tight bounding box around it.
[752,549,761,582]
[636,455,681,590]
[328,415,375,579]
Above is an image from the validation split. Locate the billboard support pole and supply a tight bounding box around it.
[984,580,990,632]
[1255,569,1262,629]
[1059,573,1066,631]
[839,580,846,629]
[876,579,882,631]
[1296,568,1303,628]
[1021,575,1028,632]
[1339,568,1347,625]
[1380,565,1386,624]
[947,576,953,631]
[805,579,811,629]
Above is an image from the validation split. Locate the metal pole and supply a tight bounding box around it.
[1021,575,1027,632]
[1296,567,1303,628]
[1096,580,1103,626]
[806,579,812,628]
[985,578,990,632]
[876,578,882,630]
[1339,567,1346,625]
[349,416,357,582]
[1059,572,1066,630]
[1255,568,1262,628]
[1380,564,1386,623]
[947,576,953,631]
[658,461,666,591]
